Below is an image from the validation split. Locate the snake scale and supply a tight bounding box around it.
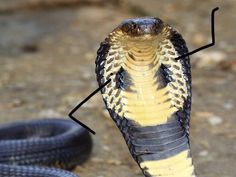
[0,17,195,177]
[0,119,92,177]
[95,17,195,177]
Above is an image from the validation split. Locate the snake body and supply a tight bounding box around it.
[95,17,195,177]
[0,119,92,177]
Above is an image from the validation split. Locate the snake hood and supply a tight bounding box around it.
[96,17,195,177]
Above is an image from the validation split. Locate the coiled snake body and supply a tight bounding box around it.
[0,119,92,177]
[95,17,195,177]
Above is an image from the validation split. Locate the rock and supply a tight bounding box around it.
[223,101,234,110]
[21,43,39,53]
[102,145,111,151]
[196,111,213,118]
[91,157,104,163]
[218,59,236,72]
[208,115,223,126]
[107,159,122,165]
[38,109,62,118]
[0,99,25,109]
[192,51,227,68]
[198,150,209,157]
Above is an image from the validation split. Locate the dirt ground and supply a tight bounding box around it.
[0,0,235,177]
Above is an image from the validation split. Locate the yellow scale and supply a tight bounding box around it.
[120,43,177,126]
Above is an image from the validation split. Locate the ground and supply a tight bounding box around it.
[0,0,235,177]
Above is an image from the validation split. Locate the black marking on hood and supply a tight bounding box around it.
[115,67,135,92]
[155,64,173,89]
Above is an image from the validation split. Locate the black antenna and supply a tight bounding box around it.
[175,7,219,60]
[68,79,111,134]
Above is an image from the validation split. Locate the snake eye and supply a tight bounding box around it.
[121,21,140,36]
[121,23,132,33]
[130,22,140,34]
[152,18,164,34]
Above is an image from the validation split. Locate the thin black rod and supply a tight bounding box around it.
[175,7,219,60]
[68,79,111,134]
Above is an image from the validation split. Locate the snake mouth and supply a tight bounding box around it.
[117,17,165,38]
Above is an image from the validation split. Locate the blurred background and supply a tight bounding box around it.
[0,0,235,177]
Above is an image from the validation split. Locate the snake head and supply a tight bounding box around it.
[119,17,165,37]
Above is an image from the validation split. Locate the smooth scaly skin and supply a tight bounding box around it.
[96,18,196,177]
[0,119,92,177]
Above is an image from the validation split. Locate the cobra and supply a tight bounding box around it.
[95,17,195,177]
